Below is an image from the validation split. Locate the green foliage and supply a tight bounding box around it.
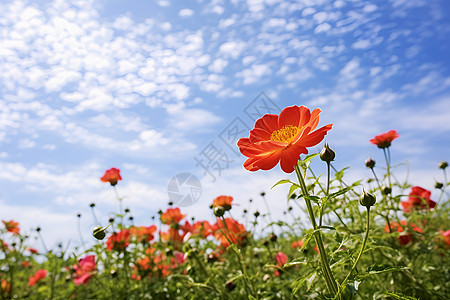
[1,154,449,299]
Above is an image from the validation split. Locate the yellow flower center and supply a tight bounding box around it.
[270,125,300,143]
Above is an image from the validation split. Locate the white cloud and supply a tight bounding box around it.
[179,8,194,17]
[219,41,246,59]
[314,23,331,33]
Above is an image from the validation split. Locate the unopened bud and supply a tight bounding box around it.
[360,190,376,208]
[269,233,278,242]
[93,226,106,240]
[439,161,448,170]
[435,182,443,189]
[213,206,225,217]
[253,211,260,218]
[381,186,391,195]
[365,158,376,168]
[225,280,236,291]
[320,142,335,162]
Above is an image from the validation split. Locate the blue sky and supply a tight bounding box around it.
[1,0,450,251]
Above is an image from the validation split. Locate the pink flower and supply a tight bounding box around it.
[73,255,96,285]
[275,251,288,266]
[28,269,47,286]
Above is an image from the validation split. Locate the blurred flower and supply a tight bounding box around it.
[369,129,399,148]
[181,221,213,238]
[237,105,333,173]
[130,225,157,243]
[2,220,20,235]
[100,168,122,186]
[212,195,233,211]
[73,255,96,285]
[28,269,47,286]
[160,208,186,225]
[1,279,10,295]
[213,218,248,248]
[385,220,423,245]
[275,251,288,266]
[291,240,304,249]
[27,247,38,254]
[161,228,184,244]
[441,230,450,247]
[106,229,130,251]
[400,186,436,213]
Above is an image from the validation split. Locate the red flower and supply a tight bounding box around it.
[237,105,333,173]
[73,255,96,285]
[212,218,248,248]
[28,269,47,286]
[106,229,130,251]
[28,247,38,254]
[161,228,184,244]
[2,220,20,234]
[130,225,157,243]
[275,251,288,266]
[160,208,186,225]
[100,168,122,186]
[384,220,423,245]
[441,230,450,247]
[400,186,436,213]
[212,195,233,211]
[369,130,399,148]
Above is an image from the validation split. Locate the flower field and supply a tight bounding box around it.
[1,105,449,299]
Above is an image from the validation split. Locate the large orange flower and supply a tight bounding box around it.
[100,168,122,186]
[237,105,333,173]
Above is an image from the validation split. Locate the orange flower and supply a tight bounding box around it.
[100,168,122,186]
[1,279,10,295]
[237,105,332,173]
[28,269,47,286]
[130,225,157,243]
[213,218,247,248]
[400,186,436,213]
[181,220,213,238]
[106,229,130,251]
[160,208,186,225]
[2,220,20,235]
[369,130,399,148]
[212,195,233,211]
[291,240,304,249]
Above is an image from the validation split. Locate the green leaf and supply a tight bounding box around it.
[382,292,419,300]
[288,184,301,199]
[302,194,320,203]
[292,270,317,294]
[355,265,408,281]
[334,167,349,181]
[317,225,336,231]
[271,179,296,189]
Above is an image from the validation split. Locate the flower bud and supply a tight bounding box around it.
[381,186,391,195]
[439,161,448,170]
[435,182,444,189]
[269,233,278,242]
[320,142,335,162]
[360,190,376,208]
[225,280,236,291]
[93,226,106,240]
[365,158,376,168]
[253,211,260,218]
[213,206,225,217]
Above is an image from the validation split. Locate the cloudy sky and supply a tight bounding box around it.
[1,0,449,251]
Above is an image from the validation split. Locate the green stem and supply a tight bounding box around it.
[294,165,338,296]
[319,162,331,227]
[339,207,371,295]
